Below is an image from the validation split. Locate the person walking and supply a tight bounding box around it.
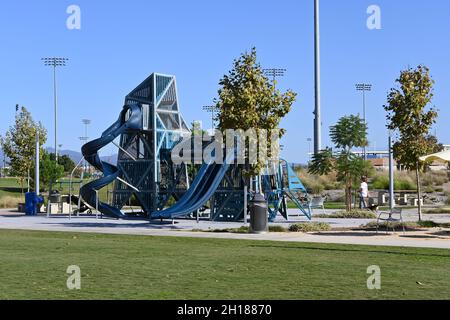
[359,176,369,209]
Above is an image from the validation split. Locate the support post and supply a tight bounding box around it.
[95,189,99,220]
[35,132,40,196]
[389,132,395,213]
[69,157,84,218]
[314,0,322,154]
[244,185,248,225]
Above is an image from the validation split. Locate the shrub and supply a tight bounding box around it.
[289,222,331,233]
[0,196,21,209]
[371,172,416,191]
[424,208,450,214]
[362,220,447,230]
[314,210,377,219]
[269,225,288,233]
[421,171,449,187]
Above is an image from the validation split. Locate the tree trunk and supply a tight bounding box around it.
[345,181,352,212]
[415,166,423,222]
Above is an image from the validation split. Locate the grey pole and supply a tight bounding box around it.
[35,132,40,195]
[389,132,395,211]
[356,84,372,161]
[53,64,58,161]
[314,0,322,154]
[42,57,68,162]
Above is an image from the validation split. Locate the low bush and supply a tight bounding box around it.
[289,222,331,233]
[0,196,21,209]
[424,207,450,214]
[269,225,288,233]
[371,173,416,191]
[314,210,377,219]
[421,171,449,187]
[362,220,449,230]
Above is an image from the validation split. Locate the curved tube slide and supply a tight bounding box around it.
[80,105,142,219]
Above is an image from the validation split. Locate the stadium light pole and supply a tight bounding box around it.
[42,57,69,162]
[355,83,372,160]
[202,105,219,132]
[314,0,322,155]
[263,68,287,85]
[80,119,91,173]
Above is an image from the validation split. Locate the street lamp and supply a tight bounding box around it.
[42,57,69,162]
[314,0,322,155]
[82,119,91,141]
[307,138,312,162]
[263,68,287,85]
[355,83,372,160]
[79,119,91,173]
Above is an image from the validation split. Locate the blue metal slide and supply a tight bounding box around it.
[80,105,142,218]
[151,158,232,219]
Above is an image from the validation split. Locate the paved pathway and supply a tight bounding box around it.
[0,210,449,250]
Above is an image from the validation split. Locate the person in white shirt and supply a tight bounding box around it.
[359,177,369,209]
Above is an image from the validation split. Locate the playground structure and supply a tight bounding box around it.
[76,73,312,222]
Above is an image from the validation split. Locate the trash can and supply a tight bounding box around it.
[49,191,61,204]
[25,192,44,216]
[249,194,269,234]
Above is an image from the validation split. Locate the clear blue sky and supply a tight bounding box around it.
[1,0,449,163]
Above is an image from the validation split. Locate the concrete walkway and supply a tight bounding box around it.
[1,210,449,249]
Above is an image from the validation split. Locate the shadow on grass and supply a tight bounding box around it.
[41,220,187,230]
[0,187,23,193]
[248,243,450,258]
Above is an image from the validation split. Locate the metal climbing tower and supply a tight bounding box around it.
[112,73,191,215]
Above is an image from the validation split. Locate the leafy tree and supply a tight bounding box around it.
[190,121,208,136]
[216,48,297,180]
[0,106,47,193]
[384,65,438,221]
[47,153,75,173]
[58,155,76,173]
[40,151,65,191]
[309,115,370,212]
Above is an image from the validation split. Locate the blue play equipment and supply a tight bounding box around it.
[80,73,312,222]
[25,192,44,216]
[264,160,312,222]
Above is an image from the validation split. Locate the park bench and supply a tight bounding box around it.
[376,208,406,234]
[309,196,326,215]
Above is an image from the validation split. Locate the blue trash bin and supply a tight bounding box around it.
[25,192,43,216]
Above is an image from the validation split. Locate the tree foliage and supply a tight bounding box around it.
[48,153,76,173]
[40,151,65,191]
[0,106,47,191]
[309,115,370,212]
[384,65,439,220]
[216,48,297,176]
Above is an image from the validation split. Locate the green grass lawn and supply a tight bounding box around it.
[0,229,449,300]
[0,177,111,208]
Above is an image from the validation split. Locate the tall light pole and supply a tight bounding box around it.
[314,0,322,155]
[263,68,287,85]
[355,83,372,160]
[82,119,91,142]
[202,105,219,132]
[307,138,312,162]
[80,119,91,172]
[42,57,69,162]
